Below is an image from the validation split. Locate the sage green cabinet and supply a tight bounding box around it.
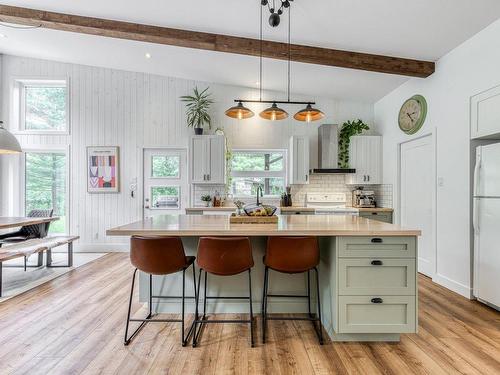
[334,236,417,337]
[359,211,393,223]
[338,236,416,258]
[338,258,415,295]
[338,295,416,333]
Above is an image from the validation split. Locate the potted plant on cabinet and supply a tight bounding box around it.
[180,87,214,135]
[201,194,212,207]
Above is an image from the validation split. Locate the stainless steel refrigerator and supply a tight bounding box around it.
[473,143,500,310]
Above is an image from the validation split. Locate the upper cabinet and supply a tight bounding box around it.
[289,135,310,185]
[471,85,500,139]
[190,135,225,184]
[346,136,382,185]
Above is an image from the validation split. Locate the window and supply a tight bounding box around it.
[24,151,68,233]
[18,80,68,132]
[231,150,286,197]
[151,186,180,209]
[151,155,180,178]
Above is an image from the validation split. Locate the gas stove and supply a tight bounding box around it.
[305,193,359,215]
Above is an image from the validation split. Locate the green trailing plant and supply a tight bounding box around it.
[180,87,214,129]
[338,119,370,168]
[225,144,233,197]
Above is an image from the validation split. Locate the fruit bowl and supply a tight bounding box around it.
[243,203,277,217]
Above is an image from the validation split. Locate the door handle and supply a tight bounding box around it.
[203,174,207,181]
[305,174,308,182]
[208,174,210,181]
[371,260,383,266]
[371,297,383,304]
[144,205,150,209]
[367,175,370,182]
[363,175,366,182]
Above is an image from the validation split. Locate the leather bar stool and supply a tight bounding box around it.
[262,236,324,344]
[124,236,197,346]
[192,237,255,347]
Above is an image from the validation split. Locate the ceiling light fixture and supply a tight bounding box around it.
[0,121,22,154]
[225,1,324,122]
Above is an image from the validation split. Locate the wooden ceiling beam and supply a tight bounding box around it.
[0,5,435,78]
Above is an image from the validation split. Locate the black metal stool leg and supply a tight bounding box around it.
[192,268,205,348]
[248,269,254,347]
[307,270,312,317]
[181,268,186,346]
[181,263,197,346]
[124,268,145,345]
[262,266,269,343]
[314,267,324,345]
[149,274,153,318]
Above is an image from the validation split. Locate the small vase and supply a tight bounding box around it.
[204,201,210,207]
[194,127,204,135]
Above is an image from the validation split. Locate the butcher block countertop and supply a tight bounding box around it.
[107,214,419,237]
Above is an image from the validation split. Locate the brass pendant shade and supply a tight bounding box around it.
[294,104,325,122]
[225,101,255,119]
[259,103,288,121]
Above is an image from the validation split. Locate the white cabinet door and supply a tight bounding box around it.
[289,136,309,184]
[190,136,225,184]
[208,136,225,184]
[346,136,382,185]
[471,85,500,139]
[190,136,208,183]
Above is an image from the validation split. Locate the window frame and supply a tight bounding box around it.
[15,78,70,135]
[150,153,181,179]
[230,149,288,199]
[20,146,71,234]
[149,184,182,210]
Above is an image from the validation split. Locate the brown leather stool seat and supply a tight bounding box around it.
[192,237,255,347]
[124,236,197,347]
[262,236,324,344]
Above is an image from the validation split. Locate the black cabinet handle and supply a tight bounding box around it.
[296,212,301,215]
[371,238,383,243]
[371,212,378,215]
[371,260,383,266]
[371,297,383,304]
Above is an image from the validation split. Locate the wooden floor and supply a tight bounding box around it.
[0,253,499,375]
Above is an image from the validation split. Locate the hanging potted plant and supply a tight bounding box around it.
[338,119,370,168]
[180,87,214,135]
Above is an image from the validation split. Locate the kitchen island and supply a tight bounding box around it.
[107,214,420,342]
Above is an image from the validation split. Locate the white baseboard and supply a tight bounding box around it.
[73,243,129,252]
[432,273,472,299]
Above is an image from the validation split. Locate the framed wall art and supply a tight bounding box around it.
[87,146,120,193]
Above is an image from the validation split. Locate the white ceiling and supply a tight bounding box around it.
[1,0,500,102]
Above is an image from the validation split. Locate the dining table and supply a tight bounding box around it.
[0,216,59,230]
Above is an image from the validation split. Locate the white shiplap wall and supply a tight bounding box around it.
[0,54,374,251]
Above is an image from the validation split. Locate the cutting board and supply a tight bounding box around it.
[229,215,278,224]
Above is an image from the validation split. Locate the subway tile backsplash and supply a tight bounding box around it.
[192,175,393,208]
[290,174,393,208]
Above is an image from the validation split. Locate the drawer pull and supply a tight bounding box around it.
[371,260,383,266]
[371,238,383,243]
[371,297,383,304]
[371,212,378,215]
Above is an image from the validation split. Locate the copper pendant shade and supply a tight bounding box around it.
[225,101,255,119]
[259,103,288,121]
[294,104,325,122]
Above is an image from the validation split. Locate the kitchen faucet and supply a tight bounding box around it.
[256,185,263,206]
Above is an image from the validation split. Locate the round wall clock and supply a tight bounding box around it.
[398,95,427,135]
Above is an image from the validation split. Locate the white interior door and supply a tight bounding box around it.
[143,148,188,218]
[400,135,435,277]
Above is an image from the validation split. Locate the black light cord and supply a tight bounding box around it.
[287,5,291,102]
[260,2,263,102]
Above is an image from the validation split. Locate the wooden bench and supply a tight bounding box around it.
[0,235,79,297]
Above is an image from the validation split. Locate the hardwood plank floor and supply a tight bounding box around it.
[0,253,498,375]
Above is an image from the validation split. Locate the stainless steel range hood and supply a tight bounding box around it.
[310,124,356,174]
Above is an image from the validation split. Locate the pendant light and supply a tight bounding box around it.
[294,103,325,122]
[225,101,254,119]
[0,121,22,154]
[260,103,288,121]
[225,1,324,122]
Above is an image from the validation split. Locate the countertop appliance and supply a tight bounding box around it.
[306,193,359,215]
[473,143,500,310]
[352,188,376,208]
